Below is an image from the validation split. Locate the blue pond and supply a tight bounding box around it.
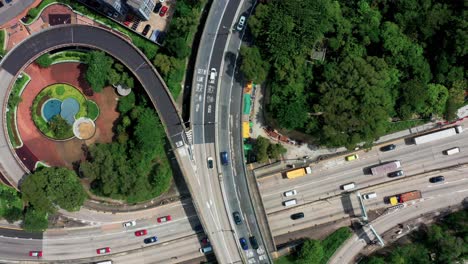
[42,97,80,125]
[42,99,62,122]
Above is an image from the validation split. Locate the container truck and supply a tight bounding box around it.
[371,161,401,175]
[414,125,463,145]
[389,190,421,205]
[285,166,312,179]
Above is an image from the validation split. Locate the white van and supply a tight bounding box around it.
[283,199,297,207]
[445,147,460,155]
[341,182,356,191]
[283,189,297,197]
[362,192,377,200]
[209,68,217,84]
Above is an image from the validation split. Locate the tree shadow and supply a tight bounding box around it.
[77,64,93,96]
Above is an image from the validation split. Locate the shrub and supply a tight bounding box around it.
[36,54,53,68]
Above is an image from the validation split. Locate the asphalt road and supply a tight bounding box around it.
[267,166,468,238]
[189,0,247,262]
[259,126,468,215]
[329,170,468,264]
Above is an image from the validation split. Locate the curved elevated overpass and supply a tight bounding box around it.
[0,24,186,186]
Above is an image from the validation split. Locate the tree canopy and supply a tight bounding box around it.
[21,167,87,213]
[247,0,467,148]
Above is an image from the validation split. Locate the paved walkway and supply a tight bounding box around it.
[0,0,39,29]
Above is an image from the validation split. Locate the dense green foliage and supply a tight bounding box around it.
[362,209,468,264]
[248,0,467,148]
[239,46,270,83]
[85,51,113,92]
[35,54,53,68]
[0,29,5,55]
[274,227,352,264]
[21,167,87,213]
[253,136,287,163]
[80,98,172,203]
[48,115,72,139]
[0,185,23,223]
[22,207,48,232]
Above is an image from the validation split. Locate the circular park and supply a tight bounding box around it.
[31,83,99,140]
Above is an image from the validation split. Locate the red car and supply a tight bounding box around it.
[159,6,168,17]
[96,247,111,254]
[29,251,42,257]
[157,215,172,223]
[134,229,148,236]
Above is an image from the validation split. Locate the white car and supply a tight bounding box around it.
[237,15,246,31]
[283,189,297,197]
[122,220,136,227]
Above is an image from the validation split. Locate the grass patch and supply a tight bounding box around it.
[6,73,31,148]
[49,50,89,64]
[0,184,23,217]
[385,119,427,135]
[86,100,99,120]
[274,254,297,264]
[0,29,5,55]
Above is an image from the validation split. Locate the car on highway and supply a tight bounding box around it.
[429,175,445,183]
[249,236,259,250]
[345,154,359,161]
[159,6,168,17]
[233,211,242,225]
[388,170,404,178]
[237,15,246,31]
[209,68,217,83]
[290,212,304,220]
[220,151,229,165]
[144,236,158,244]
[239,237,248,250]
[362,192,377,200]
[380,144,396,152]
[142,24,151,36]
[134,229,148,236]
[207,157,213,169]
[199,245,212,253]
[341,182,356,191]
[283,189,297,197]
[157,215,172,223]
[96,247,111,254]
[153,2,162,13]
[29,251,42,257]
[122,220,136,227]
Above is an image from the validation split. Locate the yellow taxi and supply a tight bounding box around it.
[345,154,359,161]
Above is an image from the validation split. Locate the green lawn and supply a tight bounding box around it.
[6,73,31,148]
[86,100,99,120]
[49,50,89,64]
[0,29,6,55]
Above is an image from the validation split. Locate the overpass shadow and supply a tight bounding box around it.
[340,192,356,218]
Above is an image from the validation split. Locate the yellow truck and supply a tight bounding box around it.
[285,166,312,179]
[389,190,421,205]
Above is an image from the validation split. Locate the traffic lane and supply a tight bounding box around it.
[0,236,43,261]
[329,181,468,264]
[110,235,207,264]
[42,215,200,260]
[268,168,468,237]
[59,199,196,224]
[259,136,468,209]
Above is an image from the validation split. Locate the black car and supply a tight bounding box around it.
[291,212,304,220]
[249,236,259,250]
[429,176,445,183]
[144,236,158,244]
[0,1,4,8]
[388,170,404,178]
[142,24,151,36]
[380,144,396,152]
[153,2,162,13]
[233,212,242,225]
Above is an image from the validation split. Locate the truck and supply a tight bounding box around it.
[389,190,421,206]
[370,161,401,175]
[414,125,463,145]
[285,166,312,179]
